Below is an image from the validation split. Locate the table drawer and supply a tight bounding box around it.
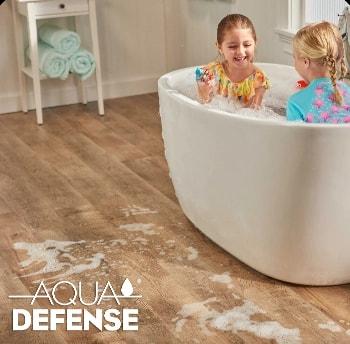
[18,0,89,17]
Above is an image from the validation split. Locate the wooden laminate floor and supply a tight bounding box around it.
[0,95,349,344]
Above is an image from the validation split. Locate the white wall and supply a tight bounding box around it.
[164,0,293,70]
[0,0,292,114]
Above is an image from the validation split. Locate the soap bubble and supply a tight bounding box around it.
[174,68,300,122]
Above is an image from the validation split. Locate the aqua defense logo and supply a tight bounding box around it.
[9,279,141,331]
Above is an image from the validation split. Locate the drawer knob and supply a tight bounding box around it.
[59,3,65,9]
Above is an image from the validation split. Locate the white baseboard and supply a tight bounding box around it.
[0,74,161,115]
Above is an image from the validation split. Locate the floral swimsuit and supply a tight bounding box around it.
[197,61,271,105]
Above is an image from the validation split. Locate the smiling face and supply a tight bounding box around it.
[217,28,256,69]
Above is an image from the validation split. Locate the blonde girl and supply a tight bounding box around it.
[196,14,270,109]
[287,21,350,123]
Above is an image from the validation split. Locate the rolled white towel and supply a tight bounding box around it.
[69,49,96,80]
[38,24,81,56]
[27,42,70,79]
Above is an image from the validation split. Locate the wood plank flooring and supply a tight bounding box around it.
[0,95,350,343]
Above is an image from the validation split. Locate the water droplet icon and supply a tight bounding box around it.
[121,278,133,297]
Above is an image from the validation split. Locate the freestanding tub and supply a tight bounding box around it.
[158,63,350,286]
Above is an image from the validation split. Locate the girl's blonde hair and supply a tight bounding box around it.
[293,21,347,104]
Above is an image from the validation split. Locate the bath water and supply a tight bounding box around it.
[176,69,300,121]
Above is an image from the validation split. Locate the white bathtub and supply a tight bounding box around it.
[158,63,350,286]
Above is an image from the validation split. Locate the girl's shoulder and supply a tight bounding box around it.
[251,67,271,88]
[337,80,350,99]
[337,79,350,90]
[252,66,268,79]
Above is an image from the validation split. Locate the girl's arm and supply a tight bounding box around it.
[197,81,214,103]
[247,86,266,109]
[286,100,304,121]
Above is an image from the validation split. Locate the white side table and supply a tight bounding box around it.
[11,0,104,124]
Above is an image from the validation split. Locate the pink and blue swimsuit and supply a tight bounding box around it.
[287,78,350,123]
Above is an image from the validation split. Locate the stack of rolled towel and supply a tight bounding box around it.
[27,24,96,80]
